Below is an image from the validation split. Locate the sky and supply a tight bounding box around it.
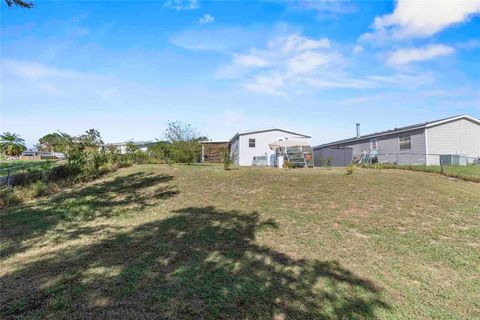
[1,0,479,147]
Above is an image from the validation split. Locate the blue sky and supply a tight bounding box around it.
[1,0,479,147]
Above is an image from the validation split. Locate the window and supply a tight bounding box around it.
[399,135,411,150]
[370,138,378,150]
[249,138,255,148]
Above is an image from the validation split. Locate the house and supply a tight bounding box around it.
[20,149,65,160]
[314,115,480,166]
[201,128,312,166]
[104,141,155,154]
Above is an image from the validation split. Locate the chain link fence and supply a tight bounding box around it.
[0,160,66,187]
[363,153,480,166]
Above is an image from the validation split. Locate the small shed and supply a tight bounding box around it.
[314,146,353,167]
[201,141,229,163]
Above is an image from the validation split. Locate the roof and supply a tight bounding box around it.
[314,115,480,149]
[199,140,229,144]
[269,140,310,149]
[105,141,155,147]
[230,128,311,142]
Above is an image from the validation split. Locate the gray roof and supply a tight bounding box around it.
[314,114,480,149]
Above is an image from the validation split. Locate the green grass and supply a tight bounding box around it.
[0,160,56,174]
[1,164,479,319]
[364,163,480,182]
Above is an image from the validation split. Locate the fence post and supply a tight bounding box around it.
[7,169,11,187]
[439,156,444,174]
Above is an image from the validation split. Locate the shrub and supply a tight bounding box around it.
[0,187,22,208]
[164,121,203,164]
[25,180,49,197]
[283,160,293,169]
[346,165,355,175]
[373,162,384,170]
[326,157,333,168]
[221,148,233,170]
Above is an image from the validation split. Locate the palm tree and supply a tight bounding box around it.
[4,0,33,8]
[0,132,27,157]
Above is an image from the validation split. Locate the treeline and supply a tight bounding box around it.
[35,121,205,168]
[0,121,206,208]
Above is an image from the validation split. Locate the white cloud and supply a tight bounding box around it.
[234,53,269,67]
[163,0,199,11]
[287,51,336,74]
[217,32,437,95]
[199,14,214,25]
[362,0,480,40]
[243,74,286,96]
[267,34,330,53]
[353,45,363,53]
[216,34,338,94]
[387,44,455,65]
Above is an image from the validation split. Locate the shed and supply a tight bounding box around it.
[200,141,229,163]
[314,146,353,167]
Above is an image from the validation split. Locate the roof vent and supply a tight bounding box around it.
[356,123,360,138]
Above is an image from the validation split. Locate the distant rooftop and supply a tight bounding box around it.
[104,141,155,146]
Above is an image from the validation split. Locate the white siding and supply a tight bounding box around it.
[426,118,480,165]
[237,130,310,166]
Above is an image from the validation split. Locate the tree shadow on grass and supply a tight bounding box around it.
[0,171,177,259]
[1,206,389,319]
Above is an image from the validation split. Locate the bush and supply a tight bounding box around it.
[164,121,203,164]
[221,148,233,170]
[24,180,49,197]
[326,157,333,168]
[346,165,355,175]
[0,187,22,208]
[283,160,293,169]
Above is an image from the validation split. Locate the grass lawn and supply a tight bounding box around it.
[1,164,479,319]
[0,160,56,174]
[369,164,480,182]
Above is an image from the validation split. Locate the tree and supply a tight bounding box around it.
[79,129,103,151]
[220,147,233,170]
[5,0,33,8]
[0,132,26,156]
[125,140,139,154]
[164,121,203,164]
[38,132,66,152]
[149,140,172,161]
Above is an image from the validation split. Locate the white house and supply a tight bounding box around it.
[104,141,154,154]
[228,128,311,166]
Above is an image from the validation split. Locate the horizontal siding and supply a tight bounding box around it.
[319,129,427,164]
[238,131,310,166]
[426,118,480,165]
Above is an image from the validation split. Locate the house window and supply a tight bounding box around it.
[399,135,411,150]
[370,138,378,150]
[249,138,255,148]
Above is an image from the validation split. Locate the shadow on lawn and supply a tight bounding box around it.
[1,206,389,319]
[0,171,177,259]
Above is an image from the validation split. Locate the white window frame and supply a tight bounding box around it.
[249,138,255,148]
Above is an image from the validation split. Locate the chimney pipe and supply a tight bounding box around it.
[356,123,360,138]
